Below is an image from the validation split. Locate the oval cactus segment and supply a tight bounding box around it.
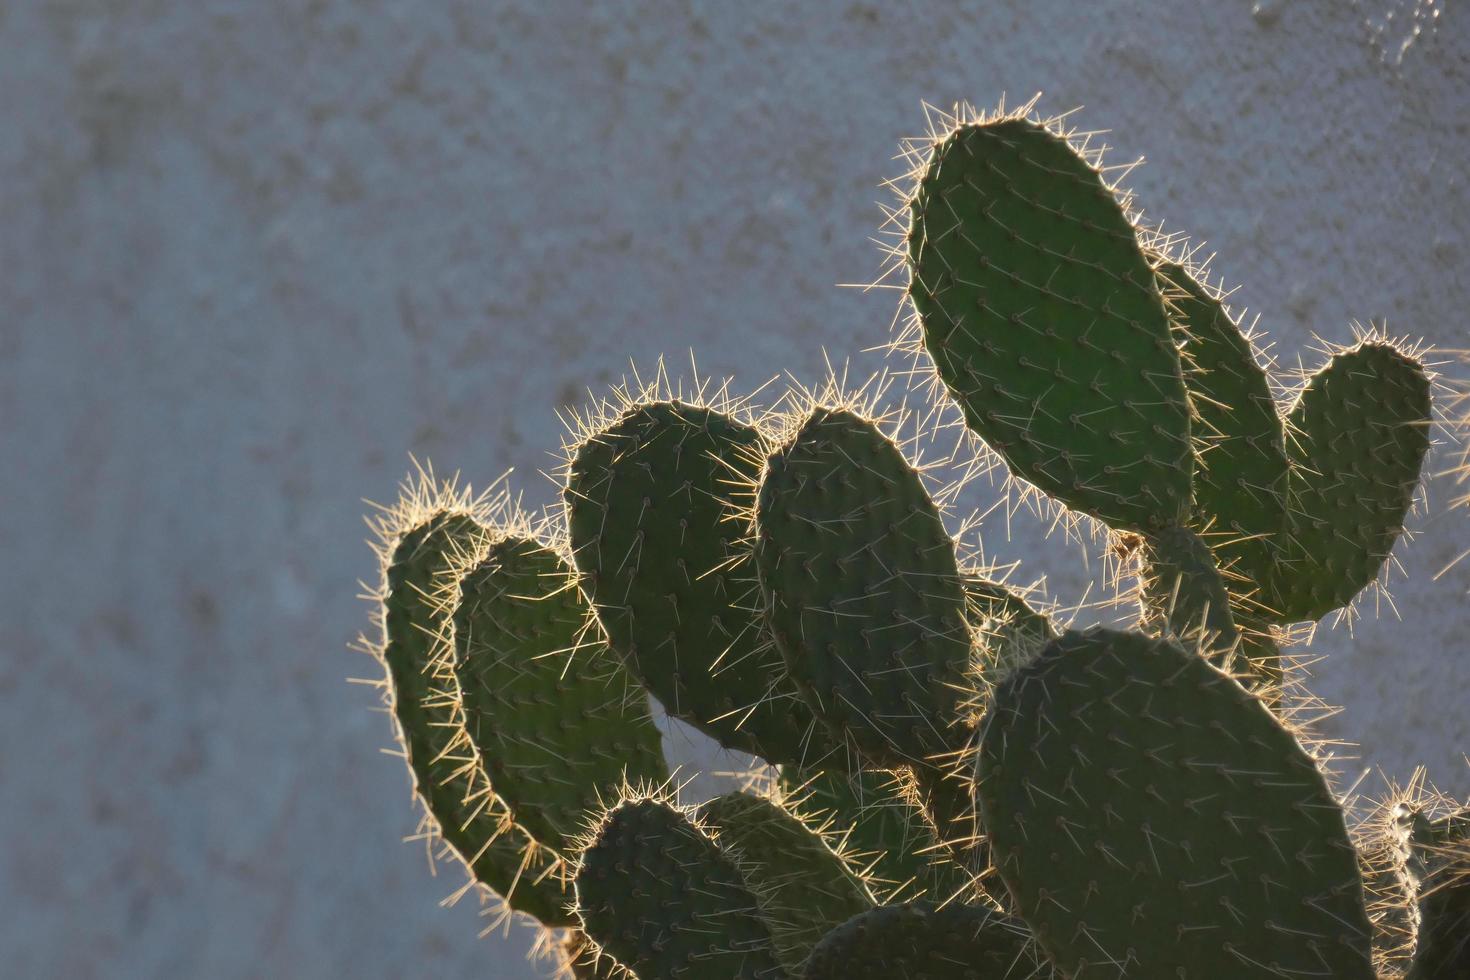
[565,400,827,767]
[754,407,971,768]
[802,902,1037,980]
[381,513,572,925]
[778,766,969,903]
[1158,261,1289,598]
[976,628,1374,978]
[697,791,874,971]
[452,534,668,856]
[574,797,789,980]
[1272,342,1432,622]
[906,117,1192,532]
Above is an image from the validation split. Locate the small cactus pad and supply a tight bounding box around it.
[1158,261,1288,597]
[575,797,788,980]
[1138,524,1241,670]
[451,532,668,856]
[1271,342,1431,622]
[565,400,826,767]
[802,901,1037,980]
[697,791,873,970]
[906,117,1192,532]
[754,406,971,767]
[976,628,1373,978]
[778,766,968,902]
[961,573,1053,647]
[381,513,571,925]
[964,572,1055,689]
[1405,807,1470,979]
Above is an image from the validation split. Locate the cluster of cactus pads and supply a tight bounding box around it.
[358,100,1469,978]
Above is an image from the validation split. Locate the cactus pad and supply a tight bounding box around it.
[964,572,1055,689]
[451,532,667,856]
[976,627,1373,978]
[575,796,788,979]
[380,512,571,925]
[697,791,873,970]
[1159,261,1288,598]
[754,406,971,768]
[1271,342,1431,622]
[906,116,1192,532]
[802,901,1036,980]
[566,400,826,767]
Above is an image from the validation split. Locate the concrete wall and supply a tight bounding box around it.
[2,1,1465,976]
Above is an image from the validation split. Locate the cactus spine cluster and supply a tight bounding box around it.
[357,100,1464,978]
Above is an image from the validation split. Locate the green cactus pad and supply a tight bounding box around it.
[1158,261,1288,598]
[976,627,1373,978]
[1138,524,1241,670]
[697,791,873,970]
[754,406,971,768]
[961,573,1052,646]
[778,766,968,902]
[964,572,1055,689]
[451,533,668,856]
[1271,342,1431,622]
[566,400,828,768]
[1405,807,1470,979]
[906,117,1193,533]
[575,797,788,980]
[802,901,1037,980]
[380,513,571,925]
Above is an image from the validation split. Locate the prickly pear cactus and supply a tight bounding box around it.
[900,106,1436,642]
[351,101,1461,980]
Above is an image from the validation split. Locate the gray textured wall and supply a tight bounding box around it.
[3,1,1466,977]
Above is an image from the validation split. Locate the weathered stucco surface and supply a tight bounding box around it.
[1,1,1465,977]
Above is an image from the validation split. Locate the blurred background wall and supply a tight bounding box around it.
[2,1,1465,976]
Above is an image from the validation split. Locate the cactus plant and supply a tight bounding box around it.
[356,101,1461,979]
